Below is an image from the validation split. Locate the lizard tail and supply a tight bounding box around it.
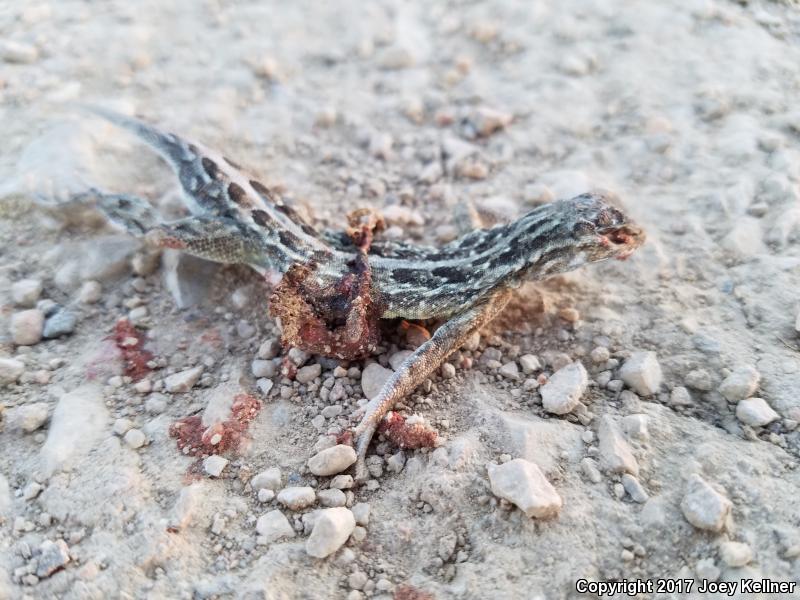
[79,105,197,171]
[77,105,218,216]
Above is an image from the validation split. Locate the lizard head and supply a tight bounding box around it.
[561,192,645,265]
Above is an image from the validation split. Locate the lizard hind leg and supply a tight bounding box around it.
[351,288,512,483]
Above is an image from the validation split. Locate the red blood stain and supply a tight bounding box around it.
[112,319,154,381]
[378,412,438,450]
[394,584,435,600]
[169,393,262,457]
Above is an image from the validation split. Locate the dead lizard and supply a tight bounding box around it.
[81,108,646,482]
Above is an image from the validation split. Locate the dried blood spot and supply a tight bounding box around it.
[169,393,262,457]
[269,207,389,360]
[199,327,224,348]
[336,430,354,446]
[269,260,382,360]
[346,208,385,252]
[280,356,298,380]
[378,412,438,450]
[394,584,435,600]
[112,319,153,381]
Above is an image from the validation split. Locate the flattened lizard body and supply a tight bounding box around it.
[85,108,646,481]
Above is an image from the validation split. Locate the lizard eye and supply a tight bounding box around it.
[595,210,612,227]
[572,221,595,237]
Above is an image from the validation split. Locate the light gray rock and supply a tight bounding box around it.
[164,366,203,393]
[8,402,49,433]
[256,510,295,543]
[296,363,322,384]
[718,541,752,567]
[685,368,713,391]
[498,361,520,380]
[145,394,167,414]
[257,489,275,503]
[523,183,555,205]
[40,385,108,476]
[168,483,206,530]
[124,429,147,449]
[77,280,102,304]
[487,458,562,519]
[621,474,649,503]
[467,107,513,138]
[519,354,541,374]
[719,366,760,402]
[287,347,310,366]
[161,250,220,308]
[306,507,356,558]
[113,417,132,436]
[43,310,77,338]
[252,378,272,397]
[203,455,229,477]
[251,467,282,491]
[590,346,610,363]
[735,398,779,427]
[720,217,765,259]
[330,475,354,490]
[79,235,139,283]
[695,558,721,581]
[277,487,316,511]
[440,362,456,379]
[10,309,44,345]
[308,445,357,476]
[23,481,43,500]
[251,359,276,378]
[541,361,588,415]
[318,488,347,507]
[386,451,406,473]
[321,405,342,419]
[0,40,39,64]
[0,474,9,517]
[351,502,370,526]
[619,351,662,396]
[36,539,70,578]
[257,338,281,360]
[669,386,692,406]
[11,279,43,307]
[0,358,25,385]
[597,416,639,475]
[581,457,602,483]
[681,474,732,532]
[622,414,649,441]
[361,363,393,400]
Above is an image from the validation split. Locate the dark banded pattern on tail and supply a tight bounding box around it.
[85,107,348,274]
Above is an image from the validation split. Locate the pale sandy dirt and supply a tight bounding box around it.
[1,1,800,599]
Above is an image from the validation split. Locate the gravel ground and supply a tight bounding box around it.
[2,1,800,599]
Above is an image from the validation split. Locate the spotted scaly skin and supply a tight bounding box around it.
[85,108,646,482]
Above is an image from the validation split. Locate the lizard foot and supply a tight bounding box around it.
[349,289,513,485]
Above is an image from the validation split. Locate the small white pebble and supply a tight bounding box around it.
[203,455,229,478]
[257,488,275,503]
[124,429,147,449]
